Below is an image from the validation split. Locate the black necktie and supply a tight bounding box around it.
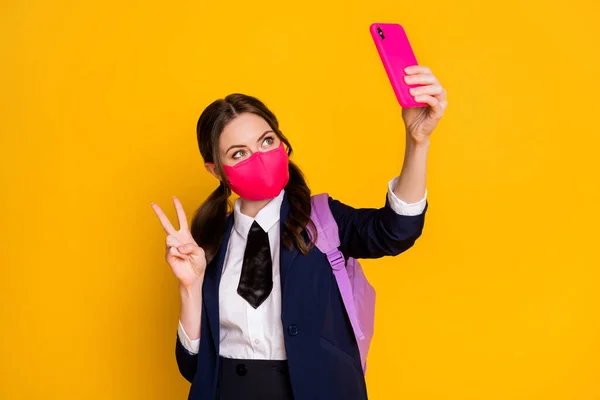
[237,221,273,309]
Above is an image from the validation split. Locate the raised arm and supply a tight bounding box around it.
[151,196,206,382]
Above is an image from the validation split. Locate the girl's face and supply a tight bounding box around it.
[205,112,282,180]
[218,112,281,167]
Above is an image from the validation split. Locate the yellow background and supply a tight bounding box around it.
[2,0,599,398]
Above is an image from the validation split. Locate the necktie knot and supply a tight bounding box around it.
[249,220,265,235]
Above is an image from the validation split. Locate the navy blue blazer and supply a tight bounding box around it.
[175,191,428,399]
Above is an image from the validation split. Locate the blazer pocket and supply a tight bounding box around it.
[319,337,360,372]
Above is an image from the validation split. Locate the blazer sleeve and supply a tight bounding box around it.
[328,193,428,259]
[175,331,198,383]
[175,298,209,383]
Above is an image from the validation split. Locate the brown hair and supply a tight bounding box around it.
[191,93,316,264]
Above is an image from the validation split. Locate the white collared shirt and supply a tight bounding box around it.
[177,176,427,358]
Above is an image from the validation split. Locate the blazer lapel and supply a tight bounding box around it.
[203,214,234,351]
[279,191,300,302]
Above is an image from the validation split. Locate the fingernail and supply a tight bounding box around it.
[178,245,186,251]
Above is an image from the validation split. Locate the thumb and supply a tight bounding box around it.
[178,243,204,257]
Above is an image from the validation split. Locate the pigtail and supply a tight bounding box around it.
[191,181,231,264]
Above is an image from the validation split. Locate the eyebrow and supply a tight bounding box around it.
[225,130,274,155]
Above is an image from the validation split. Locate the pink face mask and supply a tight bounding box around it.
[222,142,290,201]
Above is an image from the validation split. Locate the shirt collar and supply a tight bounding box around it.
[233,188,285,239]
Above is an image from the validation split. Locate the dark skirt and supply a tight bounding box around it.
[217,356,294,400]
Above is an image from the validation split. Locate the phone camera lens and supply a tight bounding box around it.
[377,27,385,40]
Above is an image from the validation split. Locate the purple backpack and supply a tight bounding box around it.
[308,193,376,374]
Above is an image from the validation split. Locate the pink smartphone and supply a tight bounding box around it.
[369,23,425,108]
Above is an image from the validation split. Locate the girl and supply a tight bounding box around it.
[151,65,447,399]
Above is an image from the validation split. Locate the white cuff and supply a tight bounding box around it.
[178,319,200,355]
[387,176,427,216]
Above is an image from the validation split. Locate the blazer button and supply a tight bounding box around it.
[287,324,299,336]
[236,363,247,376]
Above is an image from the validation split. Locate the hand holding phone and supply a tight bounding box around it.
[370,23,426,108]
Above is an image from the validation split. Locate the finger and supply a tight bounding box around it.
[409,84,444,97]
[434,88,447,103]
[433,88,448,110]
[167,246,190,261]
[439,99,448,111]
[172,196,189,232]
[151,202,177,235]
[414,95,444,117]
[166,234,182,248]
[404,73,438,86]
[178,243,205,258]
[404,65,431,75]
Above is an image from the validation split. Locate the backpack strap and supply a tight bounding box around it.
[309,193,365,340]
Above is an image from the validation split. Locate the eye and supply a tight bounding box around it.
[232,150,246,160]
[262,136,274,147]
